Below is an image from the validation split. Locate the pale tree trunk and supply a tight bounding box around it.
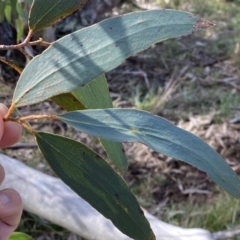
[0,153,214,240]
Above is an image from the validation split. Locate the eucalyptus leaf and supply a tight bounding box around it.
[13,9,213,107]
[51,92,86,111]
[72,75,113,109]
[10,0,18,17]
[16,18,24,42]
[52,75,128,173]
[36,132,155,240]
[59,109,240,198]
[0,1,5,23]
[73,74,128,174]
[9,232,33,240]
[4,4,12,23]
[28,0,87,32]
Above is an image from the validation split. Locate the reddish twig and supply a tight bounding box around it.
[0,29,33,51]
[0,57,22,74]
[29,39,52,47]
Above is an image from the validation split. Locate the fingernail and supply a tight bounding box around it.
[0,194,9,206]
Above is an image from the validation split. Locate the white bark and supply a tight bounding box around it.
[0,153,214,240]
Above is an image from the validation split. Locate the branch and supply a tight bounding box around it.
[29,39,52,47]
[0,30,33,51]
[0,57,22,74]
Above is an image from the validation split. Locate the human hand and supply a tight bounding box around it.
[0,104,23,240]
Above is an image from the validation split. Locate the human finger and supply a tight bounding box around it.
[0,188,23,239]
[0,104,22,148]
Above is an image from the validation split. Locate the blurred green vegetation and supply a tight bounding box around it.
[164,191,240,232]
[131,173,240,233]
[0,0,32,41]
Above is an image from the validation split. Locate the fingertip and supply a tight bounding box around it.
[0,103,22,148]
[7,122,22,142]
[0,104,8,141]
[0,104,8,117]
[0,188,23,227]
[0,122,22,148]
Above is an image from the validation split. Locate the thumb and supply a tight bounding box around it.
[0,104,8,141]
[0,104,22,148]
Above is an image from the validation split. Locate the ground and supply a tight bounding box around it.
[1,0,240,239]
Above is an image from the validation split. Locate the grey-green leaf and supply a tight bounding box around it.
[29,0,87,32]
[12,9,213,107]
[36,132,155,240]
[59,109,240,198]
[73,75,128,174]
[51,74,128,174]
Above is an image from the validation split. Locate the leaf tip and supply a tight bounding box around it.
[193,17,215,31]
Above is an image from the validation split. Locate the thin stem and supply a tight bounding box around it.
[0,32,51,51]
[0,30,34,60]
[5,114,60,134]
[18,47,32,61]
[19,114,60,122]
[0,31,51,60]
[4,103,16,120]
[21,122,36,135]
[29,39,52,47]
[0,57,22,74]
[6,115,60,123]
[0,30,33,51]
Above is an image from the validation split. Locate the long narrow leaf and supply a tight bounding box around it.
[52,75,128,173]
[51,93,86,111]
[29,0,87,32]
[36,132,155,240]
[59,109,240,198]
[13,9,213,107]
[73,75,128,173]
